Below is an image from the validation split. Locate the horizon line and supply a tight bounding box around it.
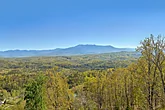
[0,44,137,51]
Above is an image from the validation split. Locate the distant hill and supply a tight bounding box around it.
[0,44,135,57]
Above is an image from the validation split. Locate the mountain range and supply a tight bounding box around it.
[0,44,135,57]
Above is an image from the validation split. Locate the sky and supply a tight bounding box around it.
[0,0,165,50]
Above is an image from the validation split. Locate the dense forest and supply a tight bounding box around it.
[1,35,165,110]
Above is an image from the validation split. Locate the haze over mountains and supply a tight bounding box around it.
[0,44,135,57]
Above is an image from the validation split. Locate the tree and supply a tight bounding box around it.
[45,67,73,110]
[24,73,46,110]
[137,34,165,109]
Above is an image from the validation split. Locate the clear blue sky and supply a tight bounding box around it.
[0,0,165,50]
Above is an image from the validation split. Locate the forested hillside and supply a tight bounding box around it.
[1,35,165,110]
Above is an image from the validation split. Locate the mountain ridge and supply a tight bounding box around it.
[0,44,135,57]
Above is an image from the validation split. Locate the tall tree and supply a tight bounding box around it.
[45,67,73,110]
[137,34,165,109]
[24,73,46,110]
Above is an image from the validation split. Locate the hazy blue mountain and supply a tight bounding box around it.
[0,44,135,57]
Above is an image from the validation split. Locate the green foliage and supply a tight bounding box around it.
[45,68,74,110]
[24,73,46,110]
[2,35,165,109]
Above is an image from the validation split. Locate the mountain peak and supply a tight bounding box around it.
[75,44,115,47]
[76,44,96,46]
